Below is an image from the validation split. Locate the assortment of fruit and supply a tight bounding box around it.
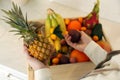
[2,0,111,66]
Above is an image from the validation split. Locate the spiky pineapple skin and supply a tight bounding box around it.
[26,22,53,62]
[27,38,51,62]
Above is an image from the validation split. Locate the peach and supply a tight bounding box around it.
[97,40,112,53]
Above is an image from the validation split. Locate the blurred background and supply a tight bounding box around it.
[50,0,120,23]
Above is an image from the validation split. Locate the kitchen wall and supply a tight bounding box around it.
[50,0,120,23]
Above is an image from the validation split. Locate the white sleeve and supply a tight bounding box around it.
[35,68,52,80]
[84,41,107,65]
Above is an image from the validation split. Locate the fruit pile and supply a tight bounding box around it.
[44,8,91,65]
[45,0,111,65]
[2,0,111,66]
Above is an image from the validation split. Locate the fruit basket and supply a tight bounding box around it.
[2,0,112,80]
[27,0,111,66]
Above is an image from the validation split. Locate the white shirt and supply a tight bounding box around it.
[34,41,120,80]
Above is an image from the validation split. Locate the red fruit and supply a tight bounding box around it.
[70,50,90,62]
[83,13,99,29]
[60,39,67,46]
[69,57,77,63]
[57,53,62,58]
[68,29,81,43]
[84,29,92,36]
[52,57,59,64]
[83,0,99,29]
[67,20,81,31]
[59,55,69,64]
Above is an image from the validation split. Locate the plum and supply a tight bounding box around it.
[59,55,69,64]
[68,29,81,43]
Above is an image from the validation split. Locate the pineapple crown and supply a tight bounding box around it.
[2,3,38,43]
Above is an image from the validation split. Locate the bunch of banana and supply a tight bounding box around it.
[45,8,67,52]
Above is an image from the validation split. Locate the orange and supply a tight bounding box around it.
[64,18,70,25]
[81,27,87,31]
[78,17,83,23]
[63,31,68,35]
[57,53,62,58]
[70,49,90,62]
[67,20,81,31]
[52,57,59,64]
[93,35,99,42]
[50,34,57,40]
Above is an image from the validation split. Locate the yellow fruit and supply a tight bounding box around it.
[50,28,54,34]
[50,34,57,40]
[81,27,87,31]
[52,57,59,64]
[63,31,68,35]
[53,11,66,34]
[54,38,61,51]
[93,35,99,42]
[3,4,53,64]
[97,40,111,53]
[78,17,83,23]
[51,14,58,28]
[45,14,51,37]
[64,18,70,25]
[61,46,68,53]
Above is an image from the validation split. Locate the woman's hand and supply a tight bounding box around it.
[64,31,92,51]
[24,46,48,71]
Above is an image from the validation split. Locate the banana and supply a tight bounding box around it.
[47,8,66,34]
[50,14,61,52]
[50,14,58,29]
[53,12,66,34]
[45,14,55,45]
[45,14,51,37]
[48,37,54,45]
[54,37,61,52]
[46,8,63,52]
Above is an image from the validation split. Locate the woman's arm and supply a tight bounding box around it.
[64,31,107,65]
[24,47,52,80]
[24,31,108,80]
[84,41,107,65]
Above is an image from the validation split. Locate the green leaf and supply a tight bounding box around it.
[91,23,103,40]
[2,3,38,42]
[9,30,19,32]
[53,25,64,39]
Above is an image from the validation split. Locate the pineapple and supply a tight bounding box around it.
[2,3,53,64]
